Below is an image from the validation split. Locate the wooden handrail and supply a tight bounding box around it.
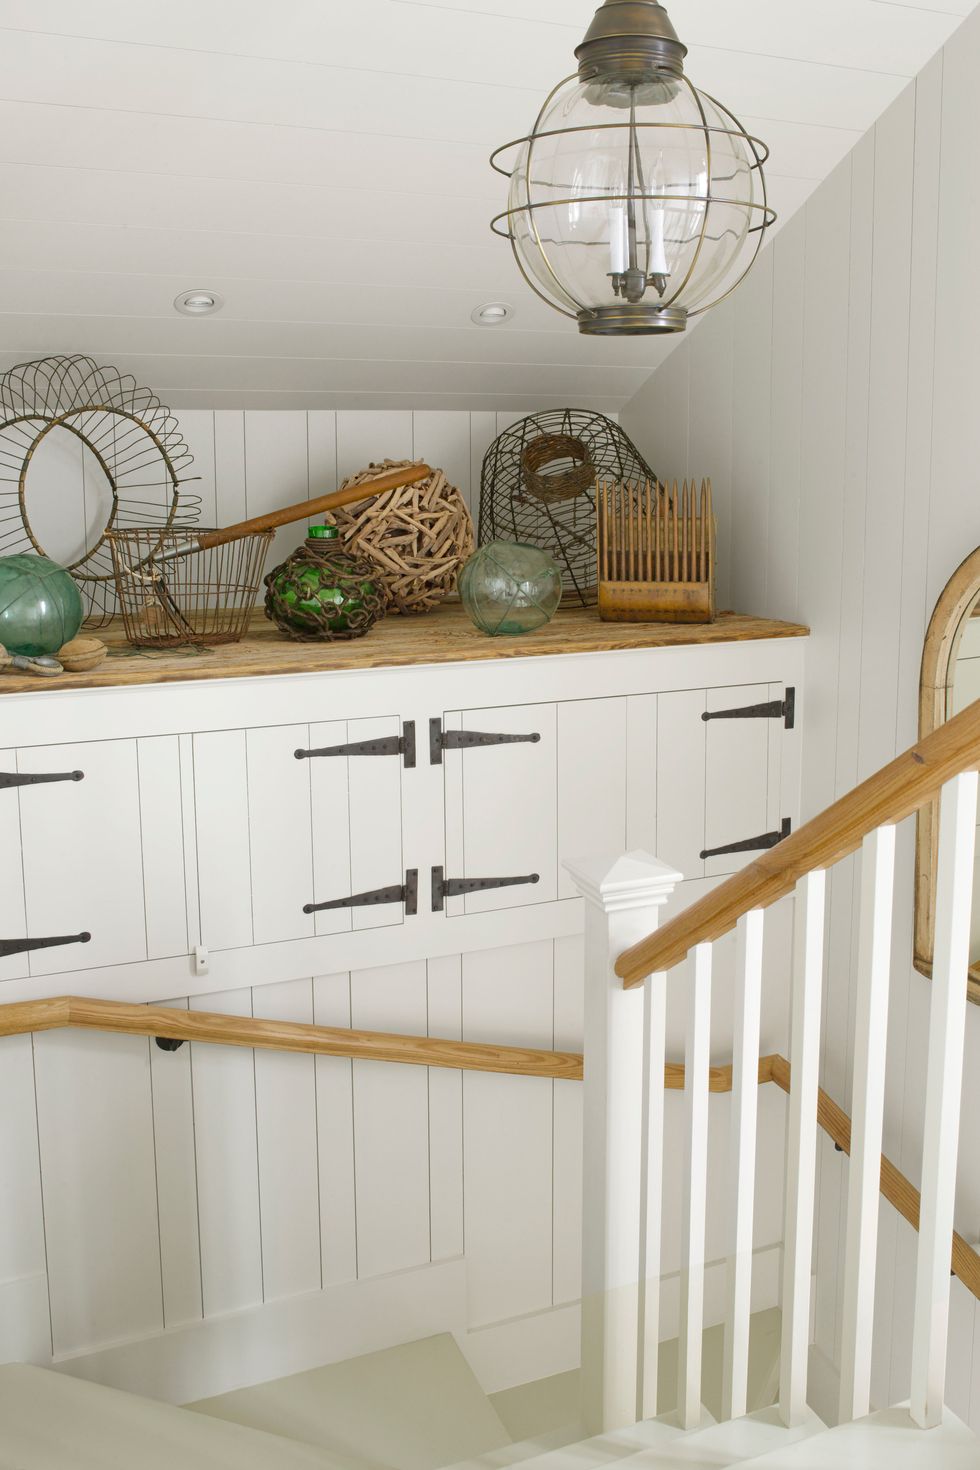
[0,996,584,1080]
[616,697,980,984]
[4,999,976,1300]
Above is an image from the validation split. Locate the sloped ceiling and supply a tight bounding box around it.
[0,0,975,411]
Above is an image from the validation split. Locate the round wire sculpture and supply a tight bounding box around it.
[478,409,657,606]
[329,459,474,613]
[0,355,200,625]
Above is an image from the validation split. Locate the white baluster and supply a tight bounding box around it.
[839,824,896,1424]
[565,851,682,1435]
[779,868,826,1428]
[910,771,978,1429]
[722,908,765,1422]
[639,969,667,1418]
[678,941,712,1430]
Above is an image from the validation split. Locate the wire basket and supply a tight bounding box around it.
[107,528,274,647]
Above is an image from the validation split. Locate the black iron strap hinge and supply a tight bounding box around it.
[429,718,541,765]
[701,817,792,861]
[295,721,416,768]
[702,686,795,730]
[303,869,418,917]
[431,866,539,911]
[0,770,84,790]
[0,931,90,958]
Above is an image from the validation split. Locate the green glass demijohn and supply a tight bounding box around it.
[263,525,387,641]
[459,540,562,635]
[0,553,84,656]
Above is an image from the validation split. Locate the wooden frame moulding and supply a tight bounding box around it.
[915,545,980,1005]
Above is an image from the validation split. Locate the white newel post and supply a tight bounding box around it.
[565,850,683,1436]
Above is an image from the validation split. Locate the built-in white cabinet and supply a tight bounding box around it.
[0,635,804,1002]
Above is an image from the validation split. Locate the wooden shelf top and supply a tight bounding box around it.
[0,605,808,696]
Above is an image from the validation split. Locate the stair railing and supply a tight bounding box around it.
[568,697,980,1437]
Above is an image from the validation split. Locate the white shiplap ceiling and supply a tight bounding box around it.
[0,0,974,412]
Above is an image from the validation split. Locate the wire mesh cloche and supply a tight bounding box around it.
[478,409,658,606]
[0,356,200,625]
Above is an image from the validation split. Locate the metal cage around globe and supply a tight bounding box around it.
[490,1,775,336]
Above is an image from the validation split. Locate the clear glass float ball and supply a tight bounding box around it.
[459,541,562,636]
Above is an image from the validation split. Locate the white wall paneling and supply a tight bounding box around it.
[313,971,358,1286]
[189,987,264,1318]
[148,996,203,1331]
[462,942,556,1327]
[350,960,432,1279]
[620,3,980,1430]
[32,1027,163,1355]
[0,1033,45,1304]
[252,978,322,1303]
[427,955,465,1264]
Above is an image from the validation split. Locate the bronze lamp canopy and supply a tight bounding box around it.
[490,0,775,336]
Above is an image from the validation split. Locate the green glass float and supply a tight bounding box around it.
[263,525,387,641]
[0,553,84,656]
[459,540,562,636]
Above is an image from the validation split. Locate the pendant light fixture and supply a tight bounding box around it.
[490,0,775,335]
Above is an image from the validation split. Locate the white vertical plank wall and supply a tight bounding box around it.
[620,5,980,1430]
[350,960,432,1279]
[160,407,615,560]
[462,941,555,1326]
[252,978,322,1302]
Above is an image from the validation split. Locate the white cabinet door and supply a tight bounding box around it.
[657,682,790,883]
[195,715,409,949]
[703,682,788,878]
[442,703,557,916]
[308,716,407,935]
[16,739,168,976]
[556,698,628,899]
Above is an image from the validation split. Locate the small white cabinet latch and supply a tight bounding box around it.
[194,945,209,975]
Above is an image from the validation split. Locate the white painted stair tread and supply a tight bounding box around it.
[733,1404,980,1469]
[490,1371,582,1443]
[0,1363,344,1470]
[189,1332,513,1469]
[626,1407,824,1468]
[451,1424,584,1470]
[448,1412,688,1470]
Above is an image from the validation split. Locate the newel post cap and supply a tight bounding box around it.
[564,849,683,914]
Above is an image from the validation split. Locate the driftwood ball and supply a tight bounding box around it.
[329,459,474,614]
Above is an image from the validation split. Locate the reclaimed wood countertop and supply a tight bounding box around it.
[0,605,808,695]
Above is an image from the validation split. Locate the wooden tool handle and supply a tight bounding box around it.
[196,462,433,550]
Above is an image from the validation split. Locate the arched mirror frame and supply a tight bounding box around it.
[915,545,980,1005]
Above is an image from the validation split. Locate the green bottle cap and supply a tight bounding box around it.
[308,524,339,539]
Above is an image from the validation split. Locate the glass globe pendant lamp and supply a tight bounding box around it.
[490,0,775,335]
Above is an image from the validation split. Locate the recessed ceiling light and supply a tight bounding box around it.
[174,289,224,316]
[471,302,514,325]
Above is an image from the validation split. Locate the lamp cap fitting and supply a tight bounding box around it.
[575,0,688,83]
